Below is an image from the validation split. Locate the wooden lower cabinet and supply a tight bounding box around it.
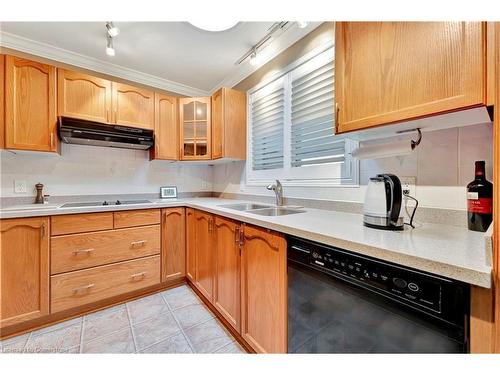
[213,216,241,332]
[194,210,215,302]
[161,208,186,283]
[0,217,50,328]
[240,224,287,353]
[51,255,160,313]
[186,208,196,282]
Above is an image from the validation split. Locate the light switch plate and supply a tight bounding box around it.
[400,176,416,198]
[14,180,27,194]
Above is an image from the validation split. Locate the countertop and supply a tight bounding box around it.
[0,197,492,288]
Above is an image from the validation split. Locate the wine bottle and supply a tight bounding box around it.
[467,161,493,232]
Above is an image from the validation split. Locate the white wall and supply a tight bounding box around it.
[213,123,493,210]
[0,144,213,198]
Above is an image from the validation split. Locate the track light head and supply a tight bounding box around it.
[106,22,120,37]
[106,35,115,56]
[297,21,308,29]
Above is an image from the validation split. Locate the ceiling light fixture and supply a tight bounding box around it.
[106,21,120,37]
[297,21,309,29]
[106,35,115,56]
[189,21,238,32]
[249,49,261,66]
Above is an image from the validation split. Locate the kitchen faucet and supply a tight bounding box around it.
[267,180,284,206]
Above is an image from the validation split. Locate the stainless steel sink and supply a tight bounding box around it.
[247,207,306,216]
[219,203,272,211]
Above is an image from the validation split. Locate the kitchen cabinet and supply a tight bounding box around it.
[487,22,496,106]
[335,22,486,133]
[240,224,287,353]
[194,210,215,301]
[0,55,5,148]
[186,208,196,282]
[161,208,186,283]
[0,217,50,328]
[4,55,58,152]
[57,69,112,123]
[151,93,179,160]
[111,82,155,130]
[213,216,241,332]
[179,97,211,160]
[211,87,247,160]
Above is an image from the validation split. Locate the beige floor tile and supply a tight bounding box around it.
[215,341,246,354]
[184,319,233,353]
[31,317,83,337]
[25,323,82,353]
[0,333,30,353]
[127,294,170,324]
[140,332,193,354]
[172,303,214,330]
[132,312,181,350]
[82,327,135,354]
[162,285,201,310]
[83,304,130,342]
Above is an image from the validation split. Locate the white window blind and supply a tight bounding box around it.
[250,78,285,171]
[246,45,358,186]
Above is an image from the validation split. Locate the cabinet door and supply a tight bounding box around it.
[0,217,49,328]
[211,89,223,159]
[186,208,196,282]
[151,93,178,160]
[161,208,186,283]
[179,97,211,160]
[58,69,112,123]
[0,55,5,149]
[335,22,485,133]
[241,225,287,353]
[194,210,215,301]
[214,216,241,332]
[111,82,154,129]
[5,56,57,152]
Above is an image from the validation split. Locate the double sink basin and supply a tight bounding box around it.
[218,203,305,216]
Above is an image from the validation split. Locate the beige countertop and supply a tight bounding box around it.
[0,197,492,288]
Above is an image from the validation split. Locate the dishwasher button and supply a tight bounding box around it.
[408,283,419,292]
[393,278,407,288]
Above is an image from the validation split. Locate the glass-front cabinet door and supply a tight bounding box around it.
[179,97,211,160]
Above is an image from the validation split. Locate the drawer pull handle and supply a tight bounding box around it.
[131,240,147,247]
[73,248,95,256]
[72,283,94,294]
[131,272,147,280]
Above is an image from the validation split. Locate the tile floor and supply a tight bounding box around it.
[0,285,246,354]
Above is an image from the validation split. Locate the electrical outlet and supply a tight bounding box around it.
[400,176,416,197]
[14,180,27,194]
[201,181,209,190]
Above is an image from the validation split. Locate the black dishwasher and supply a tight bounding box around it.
[287,236,469,353]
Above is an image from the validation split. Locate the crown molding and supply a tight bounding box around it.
[0,31,210,97]
[208,22,323,94]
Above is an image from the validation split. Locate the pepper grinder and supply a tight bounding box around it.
[35,183,44,204]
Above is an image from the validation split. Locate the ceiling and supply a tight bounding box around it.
[0,22,320,96]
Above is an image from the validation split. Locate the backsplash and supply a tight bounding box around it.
[0,144,213,199]
[213,123,493,211]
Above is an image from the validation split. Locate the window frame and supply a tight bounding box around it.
[245,42,359,188]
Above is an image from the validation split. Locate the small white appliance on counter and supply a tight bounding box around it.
[363,174,404,230]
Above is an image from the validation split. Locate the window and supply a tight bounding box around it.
[246,46,359,186]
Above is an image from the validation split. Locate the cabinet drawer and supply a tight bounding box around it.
[51,225,160,274]
[51,213,113,236]
[51,255,160,313]
[114,209,160,228]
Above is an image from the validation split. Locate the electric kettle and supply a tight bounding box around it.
[363,174,404,230]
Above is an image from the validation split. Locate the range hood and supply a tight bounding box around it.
[58,116,154,150]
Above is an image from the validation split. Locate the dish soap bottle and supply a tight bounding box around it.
[467,161,493,232]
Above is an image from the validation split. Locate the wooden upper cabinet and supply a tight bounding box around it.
[57,69,112,123]
[335,22,486,133]
[5,56,58,152]
[194,210,215,301]
[0,55,5,149]
[487,22,496,106]
[214,216,241,332]
[211,87,247,160]
[0,217,50,328]
[179,97,211,160]
[186,208,196,283]
[151,93,179,160]
[111,82,154,129]
[240,225,287,353]
[161,208,186,283]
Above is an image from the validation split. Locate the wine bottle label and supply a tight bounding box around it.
[468,198,492,214]
[467,192,479,200]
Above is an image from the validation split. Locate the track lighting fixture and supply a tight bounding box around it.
[106,35,115,56]
[106,21,120,37]
[249,49,261,66]
[297,21,309,29]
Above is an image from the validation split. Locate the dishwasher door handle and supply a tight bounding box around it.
[291,245,310,254]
